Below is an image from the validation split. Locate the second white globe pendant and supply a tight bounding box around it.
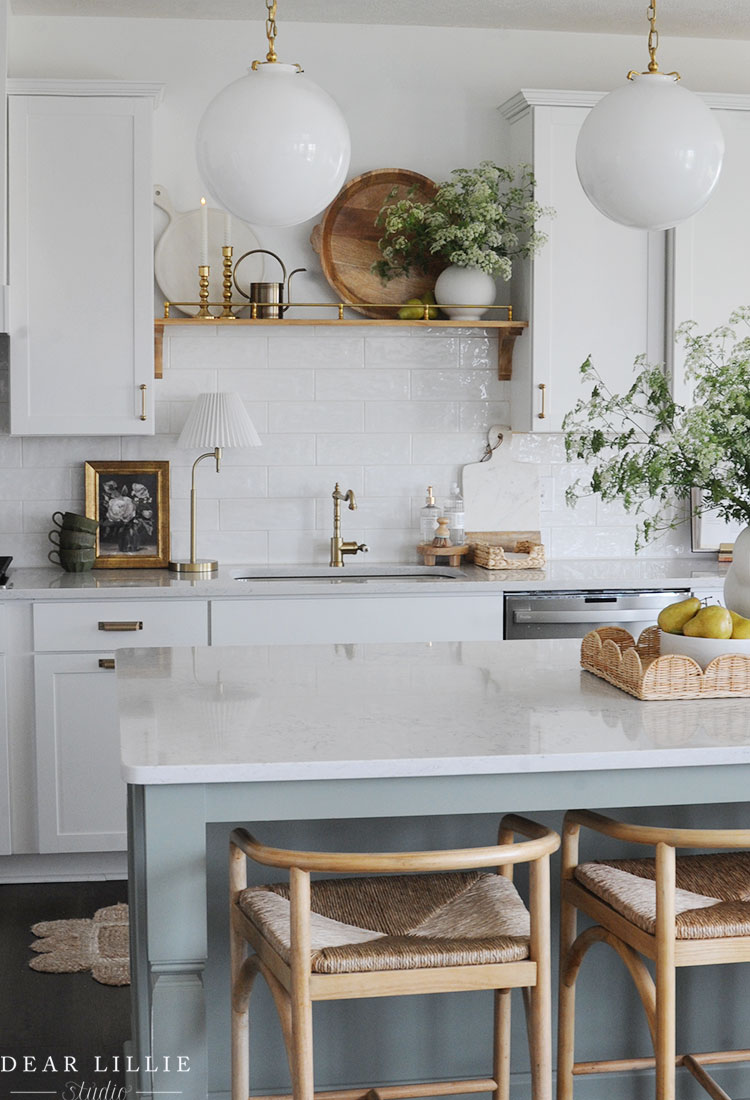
[575,2,724,231]
[195,0,351,228]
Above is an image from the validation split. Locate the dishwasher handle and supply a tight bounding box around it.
[513,608,660,624]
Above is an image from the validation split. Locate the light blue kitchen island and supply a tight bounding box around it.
[118,637,750,1100]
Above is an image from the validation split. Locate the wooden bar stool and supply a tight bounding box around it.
[229,815,560,1100]
[558,809,750,1100]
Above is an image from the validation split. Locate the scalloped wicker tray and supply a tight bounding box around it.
[581,626,750,700]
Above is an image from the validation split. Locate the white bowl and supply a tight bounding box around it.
[659,630,750,670]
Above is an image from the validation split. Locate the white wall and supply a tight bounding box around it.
[4,18,746,566]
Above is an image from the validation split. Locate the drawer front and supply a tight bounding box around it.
[33,599,208,652]
[211,595,503,645]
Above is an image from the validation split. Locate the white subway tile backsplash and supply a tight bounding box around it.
[269,337,365,369]
[411,370,499,401]
[364,337,459,369]
[316,369,410,401]
[365,402,458,433]
[365,465,462,497]
[459,337,494,370]
[3,324,694,565]
[268,466,364,498]
[316,433,411,466]
[220,497,315,531]
[458,401,511,432]
[412,433,487,465]
[217,368,314,401]
[268,401,364,434]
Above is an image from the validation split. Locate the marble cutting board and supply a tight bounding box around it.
[462,425,541,533]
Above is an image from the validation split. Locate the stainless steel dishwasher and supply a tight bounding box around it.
[504,589,691,639]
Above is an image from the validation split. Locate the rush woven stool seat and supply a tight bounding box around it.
[230,815,560,1100]
[557,809,750,1100]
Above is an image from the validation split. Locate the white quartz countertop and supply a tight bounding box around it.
[116,638,750,785]
[2,557,727,599]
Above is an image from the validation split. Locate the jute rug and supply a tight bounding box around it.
[28,902,130,986]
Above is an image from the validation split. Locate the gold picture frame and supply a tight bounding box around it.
[85,461,170,569]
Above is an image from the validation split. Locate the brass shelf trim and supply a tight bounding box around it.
[153,313,527,381]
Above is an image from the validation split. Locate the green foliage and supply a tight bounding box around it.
[371,162,554,282]
[562,307,750,552]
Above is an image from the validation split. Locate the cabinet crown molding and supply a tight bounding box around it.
[500,87,750,123]
[7,78,164,104]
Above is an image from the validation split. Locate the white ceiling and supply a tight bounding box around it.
[8,0,750,39]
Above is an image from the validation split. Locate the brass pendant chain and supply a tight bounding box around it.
[264,0,278,63]
[627,0,680,82]
[646,1,659,72]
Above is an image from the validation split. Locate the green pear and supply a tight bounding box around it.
[657,596,701,635]
[682,604,733,639]
[730,609,750,639]
[398,298,424,321]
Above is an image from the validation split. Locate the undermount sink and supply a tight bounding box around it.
[233,565,466,582]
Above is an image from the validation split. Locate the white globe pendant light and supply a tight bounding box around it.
[576,1,724,231]
[196,0,351,228]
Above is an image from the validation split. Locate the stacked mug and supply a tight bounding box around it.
[48,511,99,572]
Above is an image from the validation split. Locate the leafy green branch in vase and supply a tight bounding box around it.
[563,306,750,552]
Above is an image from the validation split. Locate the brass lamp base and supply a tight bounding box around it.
[168,558,218,575]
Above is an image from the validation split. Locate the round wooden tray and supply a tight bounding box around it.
[310,168,443,318]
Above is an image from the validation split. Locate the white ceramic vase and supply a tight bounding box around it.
[434,264,497,320]
[723,525,750,617]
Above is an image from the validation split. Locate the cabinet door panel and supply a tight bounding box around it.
[671,105,750,405]
[506,96,666,432]
[9,93,155,435]
[34,653,124,852]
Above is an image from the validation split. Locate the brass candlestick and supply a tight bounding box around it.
[220,246,236,319]
[197,265,212,318]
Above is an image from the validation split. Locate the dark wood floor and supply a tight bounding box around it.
[0,879,131,1098]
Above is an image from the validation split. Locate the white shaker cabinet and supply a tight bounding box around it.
[670,95,750,405]
[7,80,162,435]
[501,90,666,432]
[32,599,208,853]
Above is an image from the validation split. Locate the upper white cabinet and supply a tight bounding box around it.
[670,95,750,405]
[8,80,162,435]
[501,90,667,432]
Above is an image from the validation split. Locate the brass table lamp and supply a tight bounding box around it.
[169,392,261,575]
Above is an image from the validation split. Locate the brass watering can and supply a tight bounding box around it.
[233,248,305,319]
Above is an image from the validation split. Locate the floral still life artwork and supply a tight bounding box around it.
[84,461,170,568]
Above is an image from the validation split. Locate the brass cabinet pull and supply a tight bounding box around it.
[98,620,144,632]
[98,658,116,670]
[538,382,547,420]
[139,383,147,421]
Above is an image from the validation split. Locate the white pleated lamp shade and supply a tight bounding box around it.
[177,392,261,449]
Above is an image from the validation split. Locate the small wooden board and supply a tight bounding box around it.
[416,543,470,567]
[311,168,443,318]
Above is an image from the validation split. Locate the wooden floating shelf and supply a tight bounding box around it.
[153,317,527,381]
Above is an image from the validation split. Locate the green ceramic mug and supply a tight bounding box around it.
[48,528,97,550]
[48,547,96,573]
[51,510,99,534]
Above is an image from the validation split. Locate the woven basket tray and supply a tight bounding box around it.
[581,626,750,700]
[468,537,545,571]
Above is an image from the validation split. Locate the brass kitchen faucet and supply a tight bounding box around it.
[330,483,368,567]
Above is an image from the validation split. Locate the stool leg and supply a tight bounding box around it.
[528,855,553,1100]
[655,843,677,1100]
[290,867,314,1100]
[493,989,512,1100]
[557,818,581,1100]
